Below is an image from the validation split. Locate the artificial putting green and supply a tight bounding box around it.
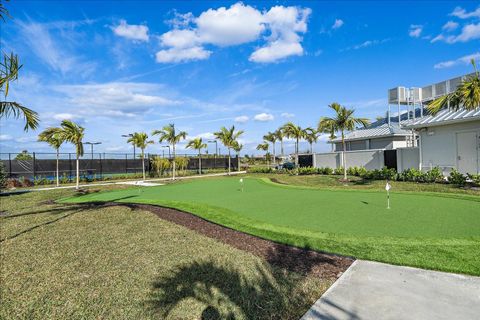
[63,177,480,275]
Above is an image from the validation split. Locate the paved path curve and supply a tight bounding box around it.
[302,260,480,320]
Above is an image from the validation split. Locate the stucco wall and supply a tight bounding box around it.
[314,149,384,170]
[396,147,419,172]
[419,120,480,174]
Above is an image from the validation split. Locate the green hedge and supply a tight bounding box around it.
[248,165,476,186]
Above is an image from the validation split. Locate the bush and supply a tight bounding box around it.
[424,167,443,183]
[449,169,467,186]
[0,162,6,190]
[467,173,480,185]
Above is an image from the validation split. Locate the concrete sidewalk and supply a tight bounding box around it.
[302,260,480,320]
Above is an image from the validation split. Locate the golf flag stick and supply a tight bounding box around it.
[385,181,391,209]
[239,178,244,192]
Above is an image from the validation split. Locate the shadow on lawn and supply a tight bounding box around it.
[148,244,354,319]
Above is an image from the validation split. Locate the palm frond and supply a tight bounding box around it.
[0,101,39,131]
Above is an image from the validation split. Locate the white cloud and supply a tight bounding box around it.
[157,2,311,64]
[53,82,181,117]
[332,19,344,30]
[433,23,480,44]
[0,134,13,141]
[112,20,149,41]
[409,24,423,38]
[450,6,480,19]
[156,46,211,63]
[434,52,480,69]
[234,115,249,123]
[52,113,81,121]
[250,6,311,63]
[253,113,274,121]
[281,112,295,118]
[346,38,390,51]
[442,21,459,31]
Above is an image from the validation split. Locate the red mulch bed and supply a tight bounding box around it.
[79,201,354,278]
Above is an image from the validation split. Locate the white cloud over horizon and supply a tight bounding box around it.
[156,2,311,64]
[433,52,480,69]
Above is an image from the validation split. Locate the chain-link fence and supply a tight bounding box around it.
[0,152,239,181]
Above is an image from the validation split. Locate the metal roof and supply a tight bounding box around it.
[402,108,480,129]
[330,122,411,143]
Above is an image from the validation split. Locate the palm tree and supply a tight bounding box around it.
[263,132,277,165]
[57,120,85,189]
[186,137,207,174]
[281,122,304,167]
[232,140,243,171]
[127,132,154,181]
[303,127,318,154]
[38,128,64,187]
[318,103,370,180]
[256,142,269,165]
[427,59,480,114]
[0,6,39,131]
[152,124,187,180]
[214,125,244,175]
[318,121,337,152]
[274,128,285,157]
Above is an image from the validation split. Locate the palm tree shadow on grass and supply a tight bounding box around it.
[148,244,351,319]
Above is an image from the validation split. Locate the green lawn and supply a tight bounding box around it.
[63,176,480,275]
[1,187,329,319]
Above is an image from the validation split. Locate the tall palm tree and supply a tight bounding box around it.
[274,128,285,157]
[256,142,269,165]
[318,103,370,180]
[263,132,277,165]
[186,137,207,174]
[281,122,304,167]
[303,127,318,154]
[427,59,480,114]
[152,124,187,180]
[214,125,244,175]
[318,121,338,152]
[57,120,85,189]
[38,128,64,187]
[127,132,154,181]
[0,5,39,131]
[232,140,243,172]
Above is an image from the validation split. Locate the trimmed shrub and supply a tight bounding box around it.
[449,169,466,186]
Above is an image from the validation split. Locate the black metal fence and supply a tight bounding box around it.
[0,152,239,180]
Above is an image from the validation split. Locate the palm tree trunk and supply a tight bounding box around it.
[342,132,347,180]
[228,148,231,175]
[295,138,299,167]
[272,142,276,165]
[56,148,59,187]
[198,150,202,174]
[141,149,145,181]
[172,144,176,180]
[75,154,79,190]
[310,143,313,154]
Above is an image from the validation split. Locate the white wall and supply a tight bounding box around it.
[314,149,384,170]
[419,120,480,174]
[396,147,419,172]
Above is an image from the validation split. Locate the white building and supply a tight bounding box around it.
[403,108,480,175]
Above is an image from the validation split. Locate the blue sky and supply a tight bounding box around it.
[1,1,479,155]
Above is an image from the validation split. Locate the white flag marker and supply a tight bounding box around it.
[239,178,244,192]
[385,181,391,209]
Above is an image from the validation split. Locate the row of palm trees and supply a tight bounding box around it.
[37,122,245,189]
[258,103,370,180]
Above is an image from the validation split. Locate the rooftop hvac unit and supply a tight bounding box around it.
[434,81,447,97]
[422,85,434,101]
[388,87,407,104]
[448,76,462,93]
[410,87,422,102]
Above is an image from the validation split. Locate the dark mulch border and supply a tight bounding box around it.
[82,201,353,279]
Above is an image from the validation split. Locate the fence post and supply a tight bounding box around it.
[32,152,36,179]
[69,153,72,181]
[99,153,103,179]
[8,153,12,178]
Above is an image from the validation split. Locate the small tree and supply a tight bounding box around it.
[186,138,207,174]
[14,150,32,160]
[151,156,170,177]
[174,156,189,176]
[256,142,269,165]
[57,120,85,189]
[0,162,6,191]
[318,103,370,180]
[263,132,277,164]
[127,132,154,181]
[303,127,318,154]
[232,140,243,171]
[153,124,187,180]
[214,126,244,175]
[281,122,304,167]
[38,128,64,187]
